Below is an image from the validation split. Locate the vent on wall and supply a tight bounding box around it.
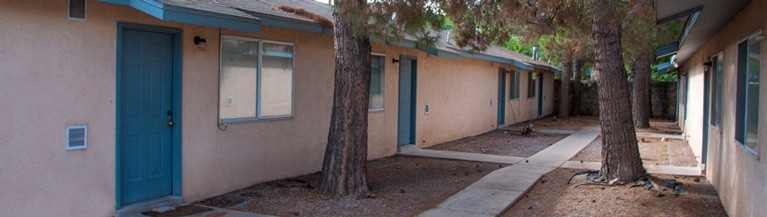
[67,125,87,151]
[68,0,87,21]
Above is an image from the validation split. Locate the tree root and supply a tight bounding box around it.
[567,172,686,195]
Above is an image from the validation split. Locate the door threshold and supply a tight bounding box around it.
[116,196,184,217]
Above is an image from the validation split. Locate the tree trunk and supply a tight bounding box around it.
[632,53,651,128]
[571,59,582,116]
[559,56,572,120]
[592,0,646,183]
[319,0,371,196]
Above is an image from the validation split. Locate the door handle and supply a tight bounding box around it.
[167,120,174,126]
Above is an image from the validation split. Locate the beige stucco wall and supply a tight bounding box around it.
[678,0,767,215]
[0,1,555,216]
[503,70,555,125]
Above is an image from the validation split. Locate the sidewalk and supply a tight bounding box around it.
[407,127,600,217]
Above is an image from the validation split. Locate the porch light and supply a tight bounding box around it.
[194,36,207,51]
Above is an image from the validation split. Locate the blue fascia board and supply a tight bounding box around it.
[656,58,674,74]
[414,44,462,60]
[415,43,439,56]
[461,52,535,70]
[547,66,562,74]
[656,41,680,59]
[437,50,461,60]
[101,0,262,33]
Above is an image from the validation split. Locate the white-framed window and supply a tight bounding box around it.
[218,35,294,123]
[735,32,761,156]
[370,54,386,111]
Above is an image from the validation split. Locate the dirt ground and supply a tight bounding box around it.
[195,116,723,217]
[508,115,601,131]
[635,120,684,135]
[502,168,727,217]
[425,130,567,157]
[572,136,698,167]
[197,156,504,217]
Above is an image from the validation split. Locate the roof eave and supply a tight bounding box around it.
[101,0,262,33]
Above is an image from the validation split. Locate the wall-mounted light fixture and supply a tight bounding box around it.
[194,36,207,51]
[703,58,713,71]
[392,58,400,64]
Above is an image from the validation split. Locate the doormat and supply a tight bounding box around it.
[141,205,213,217]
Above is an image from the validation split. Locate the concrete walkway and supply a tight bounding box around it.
[411,127,600,217]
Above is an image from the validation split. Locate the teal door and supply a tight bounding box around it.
[119,29,174,204]
[398,57,417,146]
[497,69,506,126]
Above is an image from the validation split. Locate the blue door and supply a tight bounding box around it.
[398,57,417,146]
[497,69,506,126]
[119,29,174,204]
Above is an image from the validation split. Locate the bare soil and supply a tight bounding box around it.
[425,130,567,157]
[196,116,723,217]
[197,156,504,217]
[502,168,727,217]
[508,115,601,131]
[572,136,698,166]
[635,120,684,135]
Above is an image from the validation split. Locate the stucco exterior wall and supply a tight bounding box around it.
[0,1,555,216]
[0,1,348,216]
[504,70,555,124]
[678,0,767,215]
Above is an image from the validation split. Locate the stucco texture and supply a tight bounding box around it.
[677,0,767,215]
[0,1,555,216]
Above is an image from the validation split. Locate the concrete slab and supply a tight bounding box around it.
[436,186,524,216]
[561,161,702,176]
[417,208,495,217]
[470,170,542,191]
[537,129,579,135]
[190,205,276,217]
[523,131,599,167]
[494,164,556,175]
[398,145,524,164]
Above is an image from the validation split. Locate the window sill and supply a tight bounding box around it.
[368,109,385,113]
[508,98,520,101]
[710,125,721,133]
[219,116,294,124]
[734,140,759,159]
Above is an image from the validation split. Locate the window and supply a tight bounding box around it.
[509,70,520,99]
[528,72,537,98]
[219,36,294,123]
[370,55,385,111]
[711,54,723,129]
[735,35,760,155]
